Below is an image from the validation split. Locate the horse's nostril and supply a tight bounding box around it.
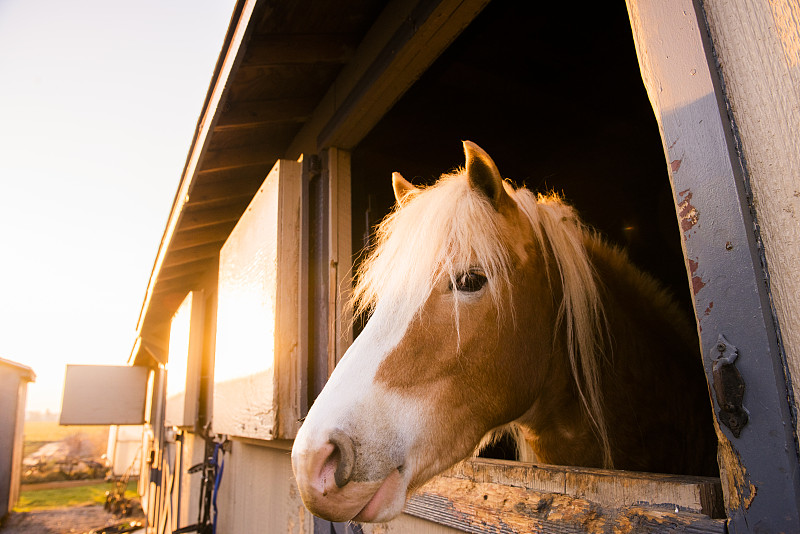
[329,429,355,488]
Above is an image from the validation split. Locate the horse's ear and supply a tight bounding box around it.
[392,172,417,206]
[463,141,512,211]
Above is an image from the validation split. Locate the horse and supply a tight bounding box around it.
[291,141,718,523]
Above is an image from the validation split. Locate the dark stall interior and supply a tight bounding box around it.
[351,0,690,314]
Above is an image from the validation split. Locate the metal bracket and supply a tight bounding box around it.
[712,334,749,437]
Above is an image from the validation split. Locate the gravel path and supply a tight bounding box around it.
[1,504,145,534]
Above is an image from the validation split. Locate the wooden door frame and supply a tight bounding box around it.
[628,0,800,530]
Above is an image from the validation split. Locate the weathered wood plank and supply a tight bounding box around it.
[274,160,305,439]
[447,459,723,517]
[405,473,725,533]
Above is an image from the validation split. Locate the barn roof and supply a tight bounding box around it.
[132,0,488,364]
[132,0,383,361]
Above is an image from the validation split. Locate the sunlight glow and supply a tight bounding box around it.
[0,0,237,414]
[214,280,277,383]
[166,293,192,399]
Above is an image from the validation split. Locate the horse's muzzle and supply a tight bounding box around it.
[292,428,408,522]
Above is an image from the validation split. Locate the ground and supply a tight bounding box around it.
[1,503,145,534]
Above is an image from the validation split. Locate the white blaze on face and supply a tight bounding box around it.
[291,296,430,522]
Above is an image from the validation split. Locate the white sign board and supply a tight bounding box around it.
[60,365,149,425]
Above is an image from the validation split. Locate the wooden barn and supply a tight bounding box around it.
[78,0,800,532]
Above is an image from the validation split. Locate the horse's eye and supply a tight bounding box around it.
[450,271,488,293]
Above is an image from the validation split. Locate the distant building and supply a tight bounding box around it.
[0,358,35,519]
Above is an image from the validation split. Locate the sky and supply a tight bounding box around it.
[0,0,237,413]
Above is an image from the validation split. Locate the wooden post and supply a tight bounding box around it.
[326,148,354,372]
[627,0,800,530]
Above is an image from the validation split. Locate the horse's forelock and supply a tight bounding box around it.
[352,172,514,325]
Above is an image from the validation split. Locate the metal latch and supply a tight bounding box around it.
[712,334,749,437]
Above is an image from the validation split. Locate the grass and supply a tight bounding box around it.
[14,481,139,512]
[24,421,109,445]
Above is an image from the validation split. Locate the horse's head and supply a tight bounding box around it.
[292,142,561,522]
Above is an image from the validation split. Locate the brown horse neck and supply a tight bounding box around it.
[517,233,716,474]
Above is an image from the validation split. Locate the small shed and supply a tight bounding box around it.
[106,425,143,478]
[0,358,35,519]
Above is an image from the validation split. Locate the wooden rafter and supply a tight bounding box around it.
[169,223,238,251]
[215,98,316,130]
[243,34,358,66]
[178,203,248,231]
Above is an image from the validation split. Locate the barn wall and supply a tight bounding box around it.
[175,431,205,529]
[701,0,800,439]
[215,440,311,533]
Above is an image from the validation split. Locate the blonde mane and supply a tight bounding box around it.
[352,171,612,468]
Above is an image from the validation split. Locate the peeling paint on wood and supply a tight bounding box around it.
[688,259,706,295]
[678,189,699,234]
[628,0,800,526]
[717,436,756,513]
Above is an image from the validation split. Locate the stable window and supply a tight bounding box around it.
[283,0,796,529]
[338,0,728,530]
